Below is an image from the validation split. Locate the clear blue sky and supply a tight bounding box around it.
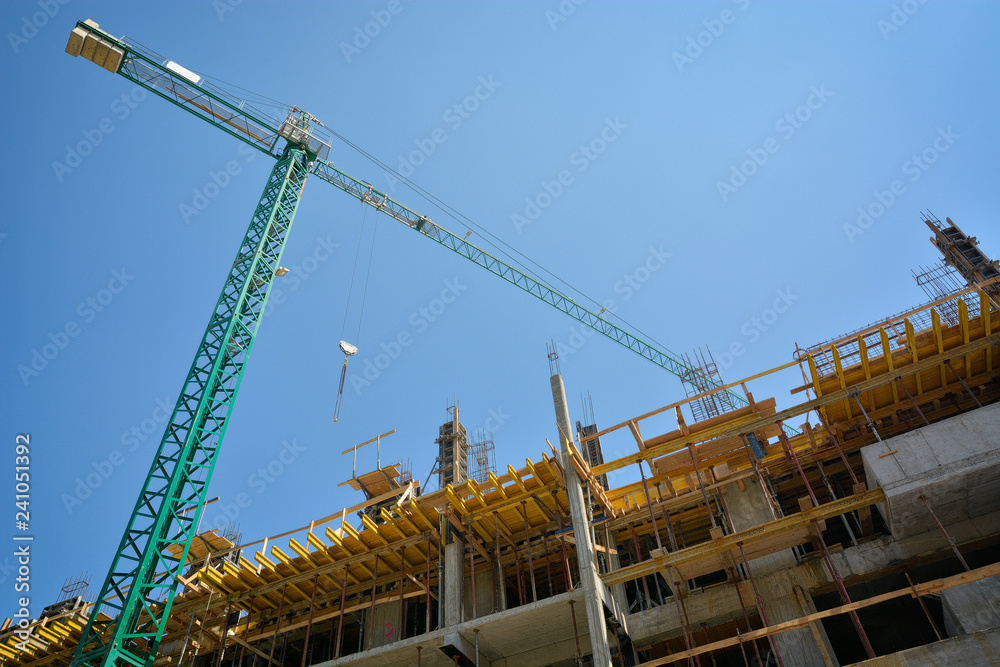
[1,0,997,616]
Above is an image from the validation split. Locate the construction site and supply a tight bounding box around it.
[4,16,1000,667]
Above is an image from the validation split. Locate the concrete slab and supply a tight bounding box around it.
[862,403,1000,540]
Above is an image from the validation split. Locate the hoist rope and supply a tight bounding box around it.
[328,130,684,360]
[355,210,380,343]
[340,205,369,342]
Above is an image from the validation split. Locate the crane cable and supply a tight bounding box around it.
[333,205,380,422]
[328,129,686,362]
[340,205,369,343]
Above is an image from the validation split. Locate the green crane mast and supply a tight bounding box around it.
[63,19,753,667]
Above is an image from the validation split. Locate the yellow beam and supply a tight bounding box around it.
[507,465,529,494]
[489,471,509,499]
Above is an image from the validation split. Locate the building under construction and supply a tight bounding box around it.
[4,213,1000,665]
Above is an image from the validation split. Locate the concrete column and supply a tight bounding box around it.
[724,479,838,666]
[551,373,612,667]
[444,526,465,628]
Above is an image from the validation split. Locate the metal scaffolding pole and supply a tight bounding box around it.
[919,494,971,571]
[300,577,319,667]
[780,428,875,660]
[896,378,931,426]
[945,359,983,407]
[737,544,785,667]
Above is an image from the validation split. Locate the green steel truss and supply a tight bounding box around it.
[72,147,308,667]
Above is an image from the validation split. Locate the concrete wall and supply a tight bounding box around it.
[463,569,496,619]
[370,601,400,648]
[862,402,1000,539]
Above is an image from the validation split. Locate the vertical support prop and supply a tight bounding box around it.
[945,359,983,407]
[300,576,319,667]
[780,426,875,660]
[334,571,348,659]
[267,586,287,667]
[919,494,971,571]
[897,378,931,426]
[367,554,380,650]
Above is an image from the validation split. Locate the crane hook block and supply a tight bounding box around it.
[339,341,358,356]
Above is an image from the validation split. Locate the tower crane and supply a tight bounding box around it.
[63,19,753,667]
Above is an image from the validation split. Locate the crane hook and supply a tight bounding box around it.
[332,341,358,422]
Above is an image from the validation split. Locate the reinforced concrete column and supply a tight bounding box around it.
[551,372,613,667]
[724,479,838,666]
[444,526,465,628]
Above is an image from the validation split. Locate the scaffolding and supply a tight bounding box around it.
[6,218,999,667]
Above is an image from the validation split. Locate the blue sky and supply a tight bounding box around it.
[1,1,997,616]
